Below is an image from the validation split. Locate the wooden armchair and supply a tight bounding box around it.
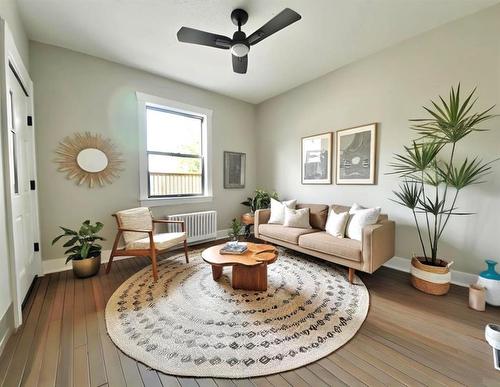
[105,207,189,281]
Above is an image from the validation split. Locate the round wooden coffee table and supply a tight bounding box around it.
[201,243,278,291]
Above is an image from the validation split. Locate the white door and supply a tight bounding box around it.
[6,64,37,305]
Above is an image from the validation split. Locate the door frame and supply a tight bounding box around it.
[0,19,42,328]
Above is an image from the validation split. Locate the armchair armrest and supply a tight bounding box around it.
[152,219,185,232]
[254,209,271,239]
[362,220,395,273]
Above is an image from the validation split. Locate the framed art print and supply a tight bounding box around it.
[224,151,246,188]
[336,123,377,185]
[301,132,332,184]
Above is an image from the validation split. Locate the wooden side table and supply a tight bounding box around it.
[241,213,254,239]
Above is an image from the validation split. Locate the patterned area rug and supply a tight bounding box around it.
[105,248,369,378]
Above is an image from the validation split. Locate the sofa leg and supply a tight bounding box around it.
[348,268,355,284]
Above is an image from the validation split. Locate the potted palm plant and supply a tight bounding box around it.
[52,220,105,278]
[390,85,497,295]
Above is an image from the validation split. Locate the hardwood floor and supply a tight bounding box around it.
[1,243,499,387]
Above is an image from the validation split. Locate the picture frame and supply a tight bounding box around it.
[223,151,246,189]
[336,123,377,185]
[301,132,333,184]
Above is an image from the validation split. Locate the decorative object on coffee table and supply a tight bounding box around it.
[202,243,278,291]
[105,248,369,378]
[224,151,246,188]
[301,132,332,184]
[477,259,500,306]
[389,85,496,295]
[52,220,105,278]
[54,131,123,187]
[228,217,244,242]
[336,123,377,185]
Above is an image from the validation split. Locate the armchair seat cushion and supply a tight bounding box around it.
[298,232,362,262]
[126,232,186,251]
[258,224,317,244]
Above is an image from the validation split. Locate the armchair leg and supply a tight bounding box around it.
[151,249,158,282]
[348,268,355,284]
[105,253,114,274]
[183,240,189,263]
[106,231,122,274]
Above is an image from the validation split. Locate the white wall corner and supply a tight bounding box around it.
[384,256,478,288]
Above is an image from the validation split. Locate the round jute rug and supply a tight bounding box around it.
[105,248,369,378]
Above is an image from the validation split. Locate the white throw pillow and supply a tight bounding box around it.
[268,198,297,224]
[325,209,349,238]
[349,203,364,214]
[346,207,381,241]
[283,207,311,229]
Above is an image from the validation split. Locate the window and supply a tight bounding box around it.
[137,93,212,205]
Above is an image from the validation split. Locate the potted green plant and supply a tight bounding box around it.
[241,189,278,214]
[228,218,244,244]
[390,84,497,295]
[52,220,105,278]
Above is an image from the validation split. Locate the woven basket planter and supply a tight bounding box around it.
[410,257,451,295]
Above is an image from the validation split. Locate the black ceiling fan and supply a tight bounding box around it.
[177,8,301,74]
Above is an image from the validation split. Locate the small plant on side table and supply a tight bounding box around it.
[228,218,244,243]
[52,220,105,278]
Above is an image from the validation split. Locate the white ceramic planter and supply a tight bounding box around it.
[477,277,500,306]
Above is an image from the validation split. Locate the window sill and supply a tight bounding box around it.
[139,195,213,207]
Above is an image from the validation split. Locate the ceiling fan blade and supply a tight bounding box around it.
[246,8,301,46]
[177,27,232,49]
[232,54,248,74]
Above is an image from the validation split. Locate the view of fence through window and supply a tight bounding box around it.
[146,106,204,197]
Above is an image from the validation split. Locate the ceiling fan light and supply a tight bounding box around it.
[231,43,249,57]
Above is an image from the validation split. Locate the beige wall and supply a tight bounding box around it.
[255,5,500,274]
[30,42,256,261]
[0,0,29,67]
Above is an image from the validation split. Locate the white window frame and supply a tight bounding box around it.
[136,92,213,206]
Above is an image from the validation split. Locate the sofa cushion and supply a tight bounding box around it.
[298,231,362,262]
[269,198,297,224]
[284,207,311,229]
[258,224,317,244]
[296,204,329,230]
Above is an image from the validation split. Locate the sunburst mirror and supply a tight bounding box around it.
[55,132,123,188]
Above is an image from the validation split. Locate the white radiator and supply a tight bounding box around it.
[167,210,217,244]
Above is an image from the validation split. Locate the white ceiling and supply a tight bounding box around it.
[17,0,499,104]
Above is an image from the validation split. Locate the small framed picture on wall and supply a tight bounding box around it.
[336,123,377,185]
[301,132,333,184]
[224,151,246,188]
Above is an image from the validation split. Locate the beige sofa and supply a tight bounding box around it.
[254,203,395,283]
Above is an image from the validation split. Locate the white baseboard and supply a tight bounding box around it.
[44,237,476,288]
[42,228,235,275]
[384,256,477,288]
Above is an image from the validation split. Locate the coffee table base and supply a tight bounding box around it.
[210,263,268,291]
